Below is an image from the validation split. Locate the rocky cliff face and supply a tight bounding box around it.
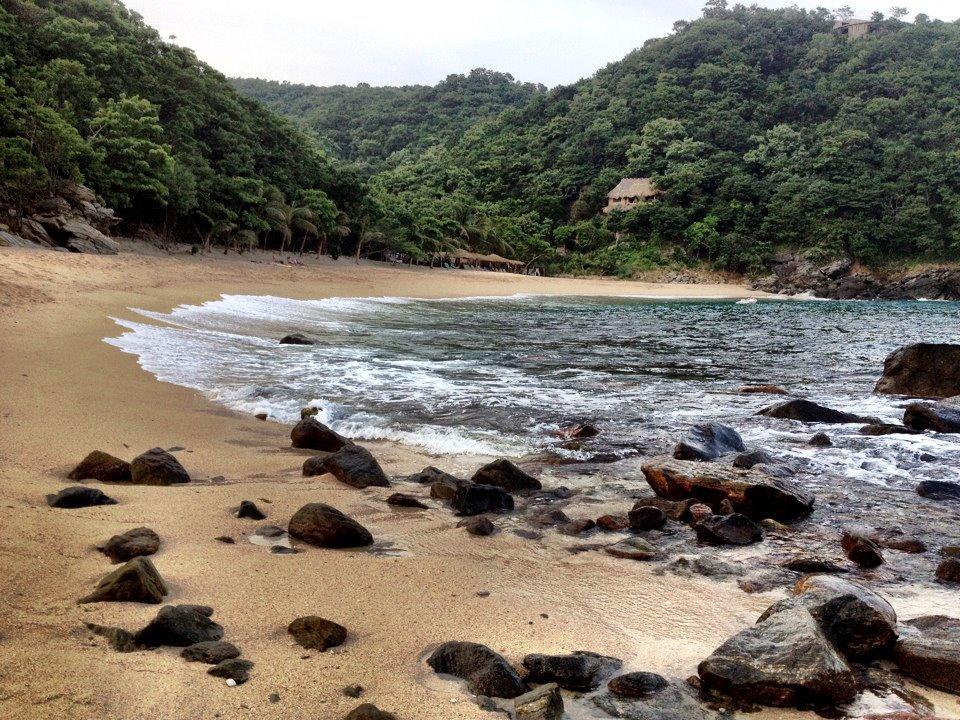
[1,184,120,254]
[752,252,960,301]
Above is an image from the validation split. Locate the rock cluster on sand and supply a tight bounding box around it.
[673,423,745,461]
[288,503,373,548]
[287,616,347,651]
[98,527,160,563]
[47,486,117,508]
[426,641,527,698]
[874,343,960,398]
[79,557,168,604]
[291,418,352,451]
[304,445,390,488]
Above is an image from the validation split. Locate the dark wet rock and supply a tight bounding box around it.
[291,418,352,452]
[513,682,563,720]
[279,333,313,345]
[470,459,541,493]
[215,535,235,544]
[236,500,266,520]
[522,651,622,691]
[47,485,117,508]
[641,456,814,522]
[594,675,716,720]
[859,423,921,436]
[941,546,960,558]
[841,531,884,568]
[628,505,667,531]
[868,529,927,554]
[761,575,898,659]
[288,503,373,548]
[531,508,570,527]
[319,445,390,489]
[79,557,168,604]
[935,558,960,583]
[451,483,514,516]
[459,516,497,536]
[694,513,763,546]
[916,480,960,501]
[781,557,848,574]
[758,398,877,424]
[808,432,832,447]
[342,684,364,698]
[85,622,142,652]
[301,406,320,419]
[558,423,600,439]
[605,537,659,561]
[698,606,857,708]
[429,475,473,501]
[68,450,131,483]
[386,493,428,509]
[739,384,789,395]
[903,398,960,433]
[596,514,629,531]
[99,526,160,563]
[733,449,775,469]
[673,423,745,461]
[181,640,241,664]
[288,616,347,650]
[633,496,695,522]
[134,604,223,648]
[270,545,300,555]
[343,704,396,720]
[426,640,527,699]
[874,343,960,398]
[405,466,460,485]
[208,658,253,684]
[894,615,960,694]
[129,448,190,486]
[254,412,268,421]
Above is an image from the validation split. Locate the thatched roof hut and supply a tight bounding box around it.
[437,250,524,270]
[603,177,661,213]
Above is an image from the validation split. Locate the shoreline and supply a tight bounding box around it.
[1,246,956,720]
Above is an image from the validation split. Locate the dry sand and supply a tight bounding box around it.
[0,247,952,720]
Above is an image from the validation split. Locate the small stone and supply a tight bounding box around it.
[130,447,191,485]
[134,604,224,647]
[254,412,268,421]
[236,500,266,520]
[694,513,764,546]
[79,556,168,604]
[459,516,497,536]
[209,658,252,684]
[470,458,541,493]
[386,493,428,509]
[288,616,347,651]
[607,671,670,698]
[628,504,667,531]
[342,684,364,698]
[98,527,160,563]
[215,536,235,544]
[181,640,241,664]
[68,450,131,483]
[841,531,884,568]
[596,514,629,531]
[343,704,396,720]
[605,537,658,560]
[268,692,280,703]
[288,503,373,548]
[301,406,320,419]
[808,432,832,447]
[279,333,313,345]
[688,503,712,523]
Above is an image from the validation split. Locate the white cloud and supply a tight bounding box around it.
[124,0,960,87]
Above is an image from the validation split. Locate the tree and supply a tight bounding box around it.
[265,198,318,256]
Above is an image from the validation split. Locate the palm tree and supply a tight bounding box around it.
[266,202,318,257]
[203,218,235,254]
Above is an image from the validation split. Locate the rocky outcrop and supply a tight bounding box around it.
[68,451,132,483]
[641,456,814,522]
[46,485,117,508]
[287,616,347,650]
[316,445,390,489]
[79,557,168,604]
[426,641,527,698]
[673,423,745,461]
[758,398,877,424]
[291,418,352,452]
[133,604,224,647]
[903,398,960,433]
[470,459,541,493]
[875,344,960,398]
[894,615,960,694]
[3,183,122,254]
[37,216,119,254]
[288,503,373,548]
[130,448,190,485]
[521,651,621,691]
[98,527,160,563]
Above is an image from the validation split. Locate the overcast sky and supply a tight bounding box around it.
[125,0,959,88]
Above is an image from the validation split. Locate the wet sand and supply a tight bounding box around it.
[0,246,954,720]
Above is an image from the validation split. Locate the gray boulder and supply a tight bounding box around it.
[674,423,745,461]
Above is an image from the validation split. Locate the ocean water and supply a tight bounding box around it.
[106,294,960,494]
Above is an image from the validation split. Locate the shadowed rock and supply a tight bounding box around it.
[208,658,253,684]
[674,423,745,461]
[936,558,960,583]
[841,530,884,568]
[607,671,669,699]
[79,557,168,604]
[291,418,352,451]
[85,622,142,652]
[859,423,921,436]
[320,445,390,488]
[430,475,473,501]
[733,449,776,469]
[470,459,541,493]
[236,500,266,519]
[386,493,428,509]
[594,674,716,720]
[426,640,527,699]
[130,448,190,485]
[47,485,117,508]
[134,604,224,647]
[641,456,814,522]
[808,432,832,447]
[522,651,621,691]
[288,616,347,650]
[628,505,667,531]
[695,513,763,546]
[605,537,658,561]
[758,398,877,424]
[288,503,373,548]
[451,484,514,516]
[279,333,313,345]
[181,640,240,663]
[875,343,960,398]
[894,615,960,694]
[916,480,960,501]
[514,683,563,720]
[903,398,960,433]
[459,516,497,536]
[98,526,160,563]
[68,450,131,483]
[343,704,397,720]
[404,466,461,484]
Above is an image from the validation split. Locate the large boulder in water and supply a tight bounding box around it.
[641,456,814,522]
[68,450,131,483]
[46,485,117,508]
[903,398,960,433]
[130,448,190,485]
[697,606,857,708]
[288,503,373,548]
[134,604,224,647]
[450,484,514,516]
[426,640,527,698]
[673,423,745,461]
[759,575,898,660]
[757,398,877,424]
[291,418,352,451]
[98,526,160,563]
[79,557,168,604]
[874,343,960,398]
[316,445,390,489]
[521,651,622,691]
[894,615,960,694]
[470,459,541,493]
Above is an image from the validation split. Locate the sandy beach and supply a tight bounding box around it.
[0,246,954,720]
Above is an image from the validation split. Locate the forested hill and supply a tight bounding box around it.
[0,0,361,249]
[232,70,546,172]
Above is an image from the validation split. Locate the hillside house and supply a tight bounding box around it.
[602,177,661,214]
[834,18,872,40]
